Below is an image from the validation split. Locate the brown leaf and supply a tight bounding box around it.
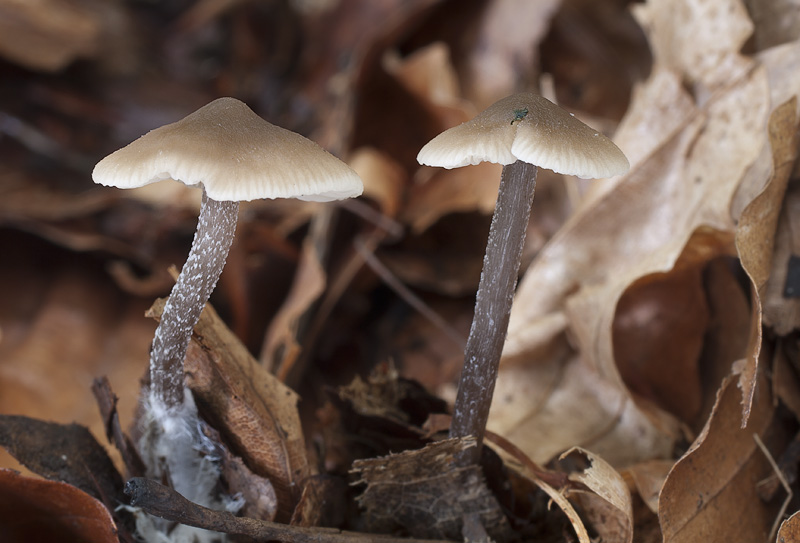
[147,298,309,522]
[624,459,673,514]
[260,224,327,375]
[350,147,406,219]
[219,447,278,521]
[778,510,800,542]
[383,41,464,110]
[0,255,152,476]
[744,0,800,51]
[0,0,102,71]
[562,447,633,543]
[735,97,800,422]
[461,0,561,109]
[613,260,709,424]
[405,162,502,234]
[0,468,118,543]
[351,438,513,541]
[290,474,348,528]
[0,415,124,507]
[696,257,753,431]
[658,368,779,542]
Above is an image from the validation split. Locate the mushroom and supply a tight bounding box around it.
[93,97,363,413]
[417,92,629,464]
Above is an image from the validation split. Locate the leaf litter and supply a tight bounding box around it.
[3,0,800,541]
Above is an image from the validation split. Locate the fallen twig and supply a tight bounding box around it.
[124,477,451,543]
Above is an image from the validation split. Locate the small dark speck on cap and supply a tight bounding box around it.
[511,108,529,125]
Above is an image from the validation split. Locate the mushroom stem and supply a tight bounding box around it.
[150,189,239,409]
[449,160,537,465]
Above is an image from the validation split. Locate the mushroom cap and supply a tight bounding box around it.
[92,97,363,202]
[417,92,629,179]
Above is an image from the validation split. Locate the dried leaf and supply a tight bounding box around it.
[658,368,778,542]
[561,447,633,543]
[462,0,561,109]
[632,0,754,93]
[290,475,348,528]
[624,459,673,514]
[743,0,800,51]
[778,510,800,542]
[260,227,327,374]
[148,299,309,521]
[0,0,102,71]
[350,147,406,219]
[383,42,463,109]
[0,260,152,475]
[219,447,278,521]
[0,468,118,543]
[0,415,124,506]
[613,261,709,424]
[405,162,502,234]
[351,438,513,541]
[735,97,800,422]
[489,445,589,543]
[489,354,674,467]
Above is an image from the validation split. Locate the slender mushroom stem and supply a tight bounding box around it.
[449,160,537,465]
[150,188,239,409]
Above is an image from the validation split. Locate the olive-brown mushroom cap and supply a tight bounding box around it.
[417,92,629,179]
[93,97,363,202]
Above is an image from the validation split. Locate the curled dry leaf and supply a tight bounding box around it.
[351,438,512,541]
[383,40,474,134]
[561,447,633,543]
[0,468,118,543]
[735,96,800,423]
[382,42,463,110]
[147,299,309,522]
[489,443,590,543]
[658,368,780,543]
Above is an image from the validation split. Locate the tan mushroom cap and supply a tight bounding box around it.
[93,97,363,202]
[417,92,629,179]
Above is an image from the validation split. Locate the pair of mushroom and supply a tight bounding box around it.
[93,93,627,470]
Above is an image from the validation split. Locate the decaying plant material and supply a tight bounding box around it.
[3,0,800,542]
